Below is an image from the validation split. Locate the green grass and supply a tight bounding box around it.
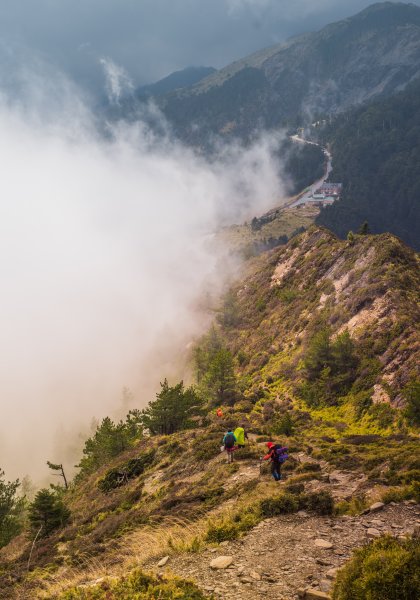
[55,569,211,599]
[333,536,420,600]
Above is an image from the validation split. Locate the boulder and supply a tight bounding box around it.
[315,539,333,549]
[366,528,381,538]
[210,555,233,569]
[305,590,331,600]
[157,556,169,567]
[369,502,385,512]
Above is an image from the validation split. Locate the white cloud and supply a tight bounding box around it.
[0,68,286,481]
[100,57,134,104]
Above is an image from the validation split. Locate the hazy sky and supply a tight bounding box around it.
[1,1,419,96]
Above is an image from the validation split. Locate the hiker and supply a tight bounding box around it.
[262,441,288,481]
[216,408,223,418]
[233,426,248,448]
[222,429,237,463]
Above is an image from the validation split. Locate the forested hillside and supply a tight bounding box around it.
[317,78,420,250]
[147,3,420,146]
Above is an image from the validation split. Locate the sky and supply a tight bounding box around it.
[1,1,419,98]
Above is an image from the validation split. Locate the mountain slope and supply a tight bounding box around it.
[151,2,420,144]
[315,77,420,250]
[222,227,419,409]
[1,228,419,600]
[136,66,216,97]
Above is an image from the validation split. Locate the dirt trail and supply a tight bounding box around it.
[150,502,419,600]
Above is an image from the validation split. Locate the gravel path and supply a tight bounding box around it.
[149,502,419,600]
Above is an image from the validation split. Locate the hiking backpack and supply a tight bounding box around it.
[224,432,235,449]
[273,444,288,463]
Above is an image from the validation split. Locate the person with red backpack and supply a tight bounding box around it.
[262,441,288,481]
[222,429,237,463]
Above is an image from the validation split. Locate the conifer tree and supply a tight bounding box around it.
[140,379,203,435]
[0,470,25,548]
[28,489,70,537]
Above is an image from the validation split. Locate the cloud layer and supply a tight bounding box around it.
[0,70,286,481]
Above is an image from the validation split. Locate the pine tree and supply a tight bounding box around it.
[28,489,70,537]
[140,379,203,435]
[203,348,238,406]
[0,470,25,548]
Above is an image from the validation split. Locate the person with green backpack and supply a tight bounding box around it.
[234,426,248,448]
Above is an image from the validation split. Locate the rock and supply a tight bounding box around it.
[315,539,334,549]
[157,556,169,567]
[319,579,332,593]
[305,589,331,599]
[369,502,385,512]
[326,567,339,580]
[366,528,381,538]
[298,510,309,517]
[370,519,384,526]
[250,570,261,581]
[210,555,233,569]
[240,577,254,584]
[219,540,230,547]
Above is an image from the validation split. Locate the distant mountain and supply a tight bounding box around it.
[136,66,216,98]
[316,77,420,250]
[145,2,420,145]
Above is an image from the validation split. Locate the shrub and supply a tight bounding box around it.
[205,507,260,542]
[382,482,420,504]
[296,462,322,473]
[272,412,294,436]
[333,535,420,600]
[403,379,420,426]
[98,450,155,492]
[58,569,210,599]
[260,493,299,517]
[300,490,334,515]
[285,482,305,495]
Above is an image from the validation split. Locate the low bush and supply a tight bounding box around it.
[98,450,156,492]
[260,492,299,517]
[57,569,210,599]
[285,482,305,495]
[300,490,334,515]
[333,535,420,600]
[296,462,322,474]
[335,494,369,516]
[382,482,420,504]
[192,435,223,462]
[205,507,260,543]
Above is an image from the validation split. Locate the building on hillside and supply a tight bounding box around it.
[317,182,343,196]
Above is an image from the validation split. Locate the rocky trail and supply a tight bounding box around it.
[149,501,418,600]
[141,449,419,600]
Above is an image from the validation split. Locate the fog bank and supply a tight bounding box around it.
[0,73,286,481]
